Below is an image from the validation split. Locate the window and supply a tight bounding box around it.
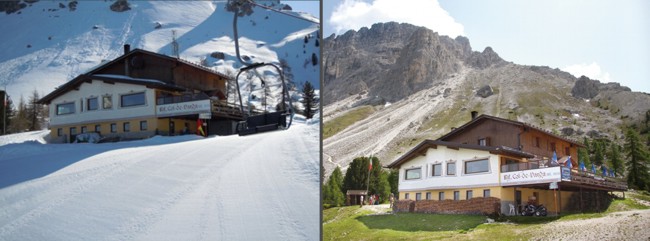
[405,193,410,200]
[416,193,422,200]
[95,125,101,133]
[550,142,556,152]
[478,137,490,146]
[466,190,473,200]
[110,123,117,133]
[121,92,145,107]
[57,128,63,137]
[465,159,490,174]
[483,189,491,197]
[103,95,113,109]
[426,192,432,200]
[432,163,442,176]
[87,97,98,111]
[447,162,456,175]
[70,127,77,135]
[140,120,148,131]
[405,168,421,180]
[565,147,570,156]
[535,137,540,147]
[56,102,75,115]
[454,191,460,201]
[438,192,445,201]
[81,126,87,133]
[123,122,130,132]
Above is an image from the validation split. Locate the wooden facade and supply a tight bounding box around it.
[438,115,582,166]
[38,46,239,141]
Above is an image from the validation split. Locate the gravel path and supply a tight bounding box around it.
[531,209,650,241]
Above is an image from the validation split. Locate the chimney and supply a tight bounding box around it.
[471,111,478,120]
[124,44,130,76]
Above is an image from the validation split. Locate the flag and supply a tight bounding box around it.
[550,151,558,166]
[579,161,586,172]
[368,159,373,171]
[566,156,573,169]
[197,118,205,136]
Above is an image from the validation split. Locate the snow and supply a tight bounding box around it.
[0,1,319,106]
[92,74,167,84]
[0,117,319,240]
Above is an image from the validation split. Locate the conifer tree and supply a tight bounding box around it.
[624,129,650,190]
[609,144,623,176]
[388,169,399,197]
[300,81,318,119]
[593,140,605,166]
[342,157,371,195]
[323,167,345,207]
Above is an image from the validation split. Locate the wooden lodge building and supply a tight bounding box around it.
[387,112,627,215]
[38,45,243,143]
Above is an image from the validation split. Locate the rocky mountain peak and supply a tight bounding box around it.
[466,46,505,69]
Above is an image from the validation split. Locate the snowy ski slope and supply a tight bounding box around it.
[0,116,320,240]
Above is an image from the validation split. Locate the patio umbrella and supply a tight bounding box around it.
[579,161,586,172]
[591,163,596,174]
[566,156,573,168]
[550,151,558,166]
[602,166,607,176]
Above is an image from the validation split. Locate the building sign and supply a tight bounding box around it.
[157,100,211,117]
[549,182,558,189]
[500,166,562,186]
[561,167,571,181]
[199,112,212,119]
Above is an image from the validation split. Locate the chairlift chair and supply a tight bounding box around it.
[229,0,294,136]
[234,63,293,136]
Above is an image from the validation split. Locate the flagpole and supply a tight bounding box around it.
[367,154,371,203]
[2,85,6,135]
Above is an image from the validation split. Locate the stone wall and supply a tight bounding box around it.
[394,197,501,215]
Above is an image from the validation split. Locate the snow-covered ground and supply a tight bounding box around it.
[0,117,320,240]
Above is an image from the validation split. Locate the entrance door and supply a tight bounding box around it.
[515,190,522,206]
[169,120,175,136]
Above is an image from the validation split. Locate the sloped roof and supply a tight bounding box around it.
[437,114,584,148]
[38,48,230,104]
[386,140,535,169]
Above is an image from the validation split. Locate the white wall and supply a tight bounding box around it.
[49,80,156,126]
[398,146,501,192]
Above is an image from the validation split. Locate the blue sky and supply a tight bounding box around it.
[323,0,650,93]
[281,0,320,19]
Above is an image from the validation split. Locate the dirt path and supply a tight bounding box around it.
[530,209,650,241]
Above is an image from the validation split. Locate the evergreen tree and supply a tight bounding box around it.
[593,140,605,166]
[375,171,391,203]
[323,167,345,207]
[388,169,399,197]
[609,144,623,176]
[624,129,650,190]
[300,81,318,119]
[311,53,318,66]
[9,95,28,133]
[578,147,591,170]
[342,156,372,195]
[25,90,43,131]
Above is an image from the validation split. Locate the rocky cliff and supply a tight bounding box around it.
[323,22,650,175]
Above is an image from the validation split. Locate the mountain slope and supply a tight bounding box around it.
[0,117,319,240]
[323,22,650,175]
[0,0,319,110]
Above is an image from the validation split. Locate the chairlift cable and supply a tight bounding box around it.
[245,0,320,25]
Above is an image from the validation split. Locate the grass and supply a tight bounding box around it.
[323,105,375,139]
[324,192,650,241]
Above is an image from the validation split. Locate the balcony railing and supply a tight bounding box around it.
[500,161,628,191]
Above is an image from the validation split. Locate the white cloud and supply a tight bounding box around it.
[329,0,464,37]
[562,62,611,82]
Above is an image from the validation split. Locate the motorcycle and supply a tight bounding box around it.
[520,204,548,216]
